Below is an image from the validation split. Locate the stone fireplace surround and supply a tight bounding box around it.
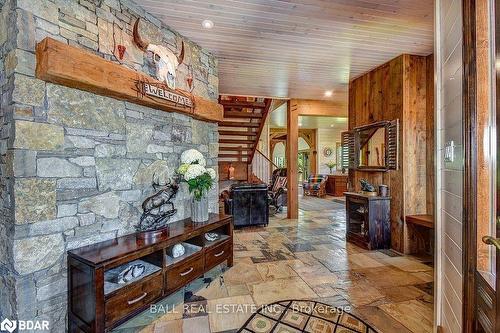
[0,0,219,331]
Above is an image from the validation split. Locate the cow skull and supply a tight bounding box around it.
[133,18,184,90]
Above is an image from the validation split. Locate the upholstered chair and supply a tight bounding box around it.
[302,174,329,197]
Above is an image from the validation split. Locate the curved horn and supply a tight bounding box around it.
[177,41,185,65]
[133,18,149,51]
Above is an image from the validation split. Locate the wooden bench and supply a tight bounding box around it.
[405,214,434,255]
[405,214,434,229]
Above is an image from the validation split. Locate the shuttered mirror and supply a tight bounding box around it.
[341,120,399,171]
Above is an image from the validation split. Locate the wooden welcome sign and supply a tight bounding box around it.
[35,38,223,122]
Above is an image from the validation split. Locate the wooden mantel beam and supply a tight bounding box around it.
[35,38,223,122]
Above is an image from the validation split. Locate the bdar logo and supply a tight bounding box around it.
[0,318,16,333]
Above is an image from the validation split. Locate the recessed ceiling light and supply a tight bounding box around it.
[202,19,214,29]
[324,90,333,97]
[330,124,334,127]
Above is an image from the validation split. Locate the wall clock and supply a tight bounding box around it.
[323,147,333,157]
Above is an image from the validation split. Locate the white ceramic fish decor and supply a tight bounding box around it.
[117,263,145,284]
[172,243,185,258]
[204,232,219,242]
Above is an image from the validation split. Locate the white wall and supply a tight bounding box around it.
[317,128,346,174]
[436,0,463,331]
[258,115,270,157]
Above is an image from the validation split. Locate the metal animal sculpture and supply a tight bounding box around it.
[133,18,185,90]
[136,175,179,232]
[360,179,376,192]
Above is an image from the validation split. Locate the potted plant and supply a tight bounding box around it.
[325,161,337,174]
[177,149,216,222]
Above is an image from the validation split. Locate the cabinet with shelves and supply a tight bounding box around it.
[67,214,233,332]
[345,192,390,250]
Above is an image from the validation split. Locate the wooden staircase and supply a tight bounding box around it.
[218,96,272,182]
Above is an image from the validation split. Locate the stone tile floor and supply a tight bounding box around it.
[114,198,434,333]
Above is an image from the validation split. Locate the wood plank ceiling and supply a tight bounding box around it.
[137,0,433,102]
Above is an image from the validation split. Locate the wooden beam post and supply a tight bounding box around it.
[286,100,299,219]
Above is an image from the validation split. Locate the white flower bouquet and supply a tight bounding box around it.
[177,149,216,201]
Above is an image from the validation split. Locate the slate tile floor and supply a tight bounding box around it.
[114,197,434,333]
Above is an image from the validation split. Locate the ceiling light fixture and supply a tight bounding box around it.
[324,90,333,97]
[202,19,214,29]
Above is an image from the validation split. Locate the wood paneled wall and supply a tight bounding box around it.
[348,54,434,253]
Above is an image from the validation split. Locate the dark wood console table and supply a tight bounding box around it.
[344,192,391,250]
[325,175,348,196]
[67,214,233,332]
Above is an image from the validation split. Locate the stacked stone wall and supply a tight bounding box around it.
[0,0,219,330]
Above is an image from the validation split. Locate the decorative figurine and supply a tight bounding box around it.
[360,179,376,192]
[172,244,186,258]
[136,175,178,232]
[204,232,219,242]
[116,263,145,284]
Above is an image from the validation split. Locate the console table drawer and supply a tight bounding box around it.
[165,253,204,293]
[105,273,162,327]
[205,240,231,271]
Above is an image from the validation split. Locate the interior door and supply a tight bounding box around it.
[474,0,499,331]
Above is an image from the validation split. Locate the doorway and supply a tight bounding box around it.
[298,151,310,182]
[460,0,499,331]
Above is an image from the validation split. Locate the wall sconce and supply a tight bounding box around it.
[117,45,126,60]
[228,164,235,180]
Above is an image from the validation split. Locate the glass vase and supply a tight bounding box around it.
[191,195,209,223]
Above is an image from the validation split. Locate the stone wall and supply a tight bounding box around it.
[0,0,219,330]
[0,0,17,321]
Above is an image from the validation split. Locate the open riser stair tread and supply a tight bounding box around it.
[220,121,260,128]
[223,111,263,118]
[218,96,272,166]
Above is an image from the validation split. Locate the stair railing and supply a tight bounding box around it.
[251,149,278,184]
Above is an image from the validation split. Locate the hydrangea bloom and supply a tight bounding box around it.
[178,149,214,201]
[180,149,206,166]
[177,163,189,175]
[184,164,207,181]
[206,168,217,180]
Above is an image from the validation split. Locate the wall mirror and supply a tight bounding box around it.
[341,120,399,172]
[358,125,386,168]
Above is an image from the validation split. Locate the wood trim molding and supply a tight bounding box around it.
[286,100,299,219]
[462,0,478,331]
[35,38,223,123]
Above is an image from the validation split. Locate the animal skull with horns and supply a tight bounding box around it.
[133,18,185,90]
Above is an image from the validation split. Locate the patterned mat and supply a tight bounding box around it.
[239,300,378,333]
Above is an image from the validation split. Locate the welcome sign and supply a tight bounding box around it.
[36,38,223,122]
[143,83,194,108]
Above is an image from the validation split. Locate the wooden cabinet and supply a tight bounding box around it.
[164,252,204,294]
[345,192,391,250]
[325,175,348,196]
[67,214,233,332]
[105,273,163,326]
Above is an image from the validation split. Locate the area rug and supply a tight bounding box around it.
[239,300,378,333]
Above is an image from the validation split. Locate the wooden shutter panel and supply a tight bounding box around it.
[341,131,356,169]
[386,119,399,170]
